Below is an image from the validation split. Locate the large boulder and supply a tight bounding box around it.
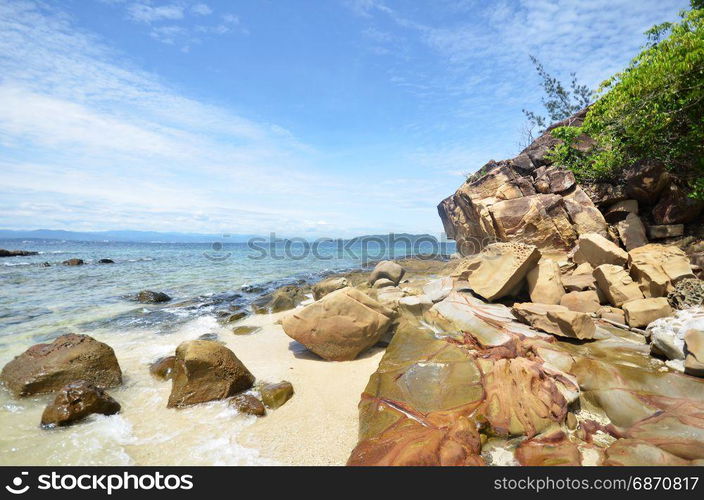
[574,233,628,267]
[512,303,596,340]
[252,285,306,313]
[628,245,694,297]
[452,242,540,301]
[593,264,644,307]
[312,277,348,300]
[281,287,394,361]
[167,340,254,408]
[622,298,673,329]
[0,334,122,397]
[653,182,704,224]
[526,258,565,305]
[623,160,669,204]
[368,261,405,286]
[41,381,120,428]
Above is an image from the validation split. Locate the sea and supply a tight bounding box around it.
[0,237,454,465]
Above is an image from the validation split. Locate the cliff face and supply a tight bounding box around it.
[438,109,704,256]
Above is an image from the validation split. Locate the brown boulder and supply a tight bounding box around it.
[616,213,648,251]
[259,381,294,409]
[533,165,575,193]
[512,302,596,339]
[597,306,626,324]
[653,182,704,224]
[62,258,84,266]
[593,264,644,307]
[312,277,348,300]
[559,290,601,313]
[648,224,684,240]
[574,233,628,267]
[149,356,175,380]
[41,380,120,428]
[137,290,171,304]
[622,298,673,329]
[0,334,122,397]
[229,393,266,416]
[369,261,405,286]
[452,242,540,301]
[624,160,669,204]
[252,285,306,314]
[167,340,254,408]
[628,244,694,295]
[527,259,565,305]
[684,329,704,377]
[281,287,394,361]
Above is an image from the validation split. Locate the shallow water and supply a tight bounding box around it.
[0,238,453,465]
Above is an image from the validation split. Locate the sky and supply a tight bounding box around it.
[0,0,689,237]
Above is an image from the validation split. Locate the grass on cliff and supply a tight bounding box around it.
[547,4,704,199]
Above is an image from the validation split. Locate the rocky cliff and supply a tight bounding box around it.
[438,109,704,256]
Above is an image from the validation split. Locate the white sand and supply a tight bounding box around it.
[228,311,385,466]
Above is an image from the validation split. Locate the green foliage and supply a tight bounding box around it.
[522,56,592,139]
[548,6,704,199]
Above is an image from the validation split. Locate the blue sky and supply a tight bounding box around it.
[0,0,688,237]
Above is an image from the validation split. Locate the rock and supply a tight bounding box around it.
[398,295,433,317]
[561,273,597,292]
[648,224,684,240]
[560,290,601,313]
[0,334,122,397]
[98,258,115,264]
[684,329,704,377]
[40,262,50,267]
[312,277,349,300]
[582,182,628,206]
[372,278,395,289]
[561,186,610,237]
[593,264,644,307]
[281,287,394,361]
[167,340,255,408]
[422,277,454,303]
[533,165,575,193]
[605,439,690,466]
[232,326,261,335]
[527,259,565,305]
[452,242,540,301]
[598,306,626,324]
[229,393,266,416]
[149,356,175,380]
[668,278,704,310]
[572,262,594,275]
[515,431,582,465]
[512,302,596,339]
[616,213,648,251]
[137,290,171,304]
[624,160,669,204]
[622,298,673,329]
[41,381,120,428]
[62,258,84,266]
[252,285,306,314]
[653,182,704,224]
[566,412,578,430]
[0,249,39,257]
[629,244,695,296]
[604,200,638,223]
[259,381,294,409]
[220,310,248,323]
[575,233,628,267]
[369,261,405,286]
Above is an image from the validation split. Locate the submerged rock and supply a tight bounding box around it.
[282,287,394,361]
[137,290,171,304]
[229,393,266,416]
[259,381,294,409]
[0,249,39,257]
[167,340,254,408]
[149,355,175,380]
[0,334,122,397]
[62,258,84,266]
[98,258,115,264]
[41,381,120,428]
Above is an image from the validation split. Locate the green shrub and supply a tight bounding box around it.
[548,5,704,198]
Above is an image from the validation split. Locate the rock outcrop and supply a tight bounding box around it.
[41,381,121,428]
[452,242,540,301]
[282,287,394,361]
[167,340,254,408]
[1,334,122,397]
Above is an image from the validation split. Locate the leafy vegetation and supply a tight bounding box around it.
[547,2,704,199]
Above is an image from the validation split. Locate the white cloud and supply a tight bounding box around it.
[126,2,184,23]
[191,3,212,16]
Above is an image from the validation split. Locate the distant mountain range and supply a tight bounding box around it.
[0,229,449,244]
[0,229,258,243]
